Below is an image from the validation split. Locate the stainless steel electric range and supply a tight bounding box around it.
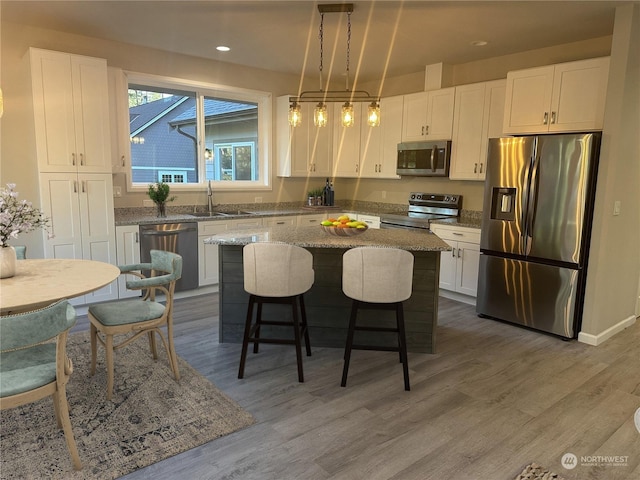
[380,192,462,231]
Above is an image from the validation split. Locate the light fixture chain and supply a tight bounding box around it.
[346,11,351,91]
[319,12,324,91]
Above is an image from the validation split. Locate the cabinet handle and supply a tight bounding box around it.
[72,153,76,166]
[479,163,483,174]
[135,232,139,243]
[79,153,84,166]
[355,163,359,173]
[474,163,478,174]
[421,126,425,136]
[425,125,429,135]
[453,232,463,236]
[452,248,456,258]
[73,180,78,193]
[82,181,86,193]
[543,112,549,125]
[378,164,382,173]
[121,155,126,167]
[551,111,556,124]
[458,249,462,258]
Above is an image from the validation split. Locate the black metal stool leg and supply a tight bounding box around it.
[291,297,304,383]
[396,302,410,391]
[341,300,359,387]
[238,295,255,379]
[253,301,263,353]
[299,294,312,356]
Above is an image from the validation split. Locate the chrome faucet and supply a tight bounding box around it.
[207,180,214,214]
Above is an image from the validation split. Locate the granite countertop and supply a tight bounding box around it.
[431,216,483,229]
[204,225,451,252]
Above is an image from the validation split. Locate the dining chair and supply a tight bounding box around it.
[341,247,414,391]
[14,245,26,259]
[88,250,182,400]
[0,300,82,470]
[238,242,314,382]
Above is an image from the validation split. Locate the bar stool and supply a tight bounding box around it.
[341,247,414,391]
[238,242,314,382]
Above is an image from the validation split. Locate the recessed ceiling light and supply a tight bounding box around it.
[216,46,230,52]
[470,40,488,47]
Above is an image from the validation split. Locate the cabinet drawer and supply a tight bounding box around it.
[297,214,325,226]
[198,221,229,235]
[431,225,481,244]
[263,216,296,227]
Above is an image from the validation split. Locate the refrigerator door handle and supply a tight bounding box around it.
[525,153,540,255]
[521,159,532,253]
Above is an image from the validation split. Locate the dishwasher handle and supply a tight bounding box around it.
[140,226,197,236]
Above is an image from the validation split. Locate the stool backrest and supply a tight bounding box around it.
[342,247,414,303]
[243,243,314,297]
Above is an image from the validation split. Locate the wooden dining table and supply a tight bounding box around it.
[0,259,121,315]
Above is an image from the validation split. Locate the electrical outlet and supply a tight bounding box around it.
[254,197,263,203]
[143,199,154,207]
[113,186,122,197]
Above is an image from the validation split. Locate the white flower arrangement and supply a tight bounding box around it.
[0,183,52,247]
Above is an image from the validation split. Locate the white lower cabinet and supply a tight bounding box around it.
[356,214,380,229]
[39,172,118,304]
[115,225,141,298]
[263,215,297,227]
[431,224,480,298]
[198,221,230,287]
[297,214,325,226]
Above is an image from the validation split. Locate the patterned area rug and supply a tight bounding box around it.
[0,332,255,479]
[514,463,566,480]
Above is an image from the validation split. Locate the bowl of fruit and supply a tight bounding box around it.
[320,215,368,236]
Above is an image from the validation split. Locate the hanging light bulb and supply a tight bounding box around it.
[314,102,328,127]
[342,102,354,127]
[367,101,380,127]
[288,101,302,127]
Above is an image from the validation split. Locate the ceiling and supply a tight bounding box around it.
[2,1,625,83]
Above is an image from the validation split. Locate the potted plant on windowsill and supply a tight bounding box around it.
[148,182,177,217]
[0,183,51,278]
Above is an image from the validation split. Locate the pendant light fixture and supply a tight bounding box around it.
[288,3,380,128]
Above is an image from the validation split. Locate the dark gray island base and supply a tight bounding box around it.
[206,226,451,353]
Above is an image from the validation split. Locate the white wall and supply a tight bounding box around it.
[580,3,640,344]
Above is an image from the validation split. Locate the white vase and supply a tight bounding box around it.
[0,246,17,279]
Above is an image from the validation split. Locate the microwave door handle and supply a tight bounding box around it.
[431,148,437,172]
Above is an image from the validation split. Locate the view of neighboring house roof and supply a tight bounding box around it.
[171,99,257,126]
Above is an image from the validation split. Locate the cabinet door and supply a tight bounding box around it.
[477,79,506,180]
[361,95,402,179]
[457,241,480,297]
[503,65,554,134]
[548,57,609,132]
[198,221,229,286]
[79,174,118,303]
[356,214,380,229]
[115,225,141,298]
[438,240,458,291]
[71,56,112,172]
[425,87,455,140]
[39,173,83,260]
[401,92,429,142]
[450,83,486,180]
[332,103,361,177]
[276,96,312,177]
[308,103,333,177]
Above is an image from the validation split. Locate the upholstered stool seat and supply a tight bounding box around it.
[341,247,414,391]
[239,242,314,382]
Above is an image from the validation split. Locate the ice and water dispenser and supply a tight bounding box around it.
[490,187,516,221]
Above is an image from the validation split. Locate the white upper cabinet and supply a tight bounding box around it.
[503,57,610,134]
[29,48,112,173]
[450,80,506,181]
[277,96,332,177]
[332,103,362,177]
[401,87,455,142]
[360,95,402,179]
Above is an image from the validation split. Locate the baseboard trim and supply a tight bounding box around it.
[578,315,637,346]
[439,290,476,306]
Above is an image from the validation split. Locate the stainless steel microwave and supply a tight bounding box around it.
[396,140,452,176]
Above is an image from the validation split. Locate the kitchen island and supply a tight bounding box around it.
[205,226,451,353]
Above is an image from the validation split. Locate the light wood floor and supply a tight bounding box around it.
[75,294,640,480]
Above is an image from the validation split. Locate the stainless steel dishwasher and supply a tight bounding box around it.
[139,222,199,292]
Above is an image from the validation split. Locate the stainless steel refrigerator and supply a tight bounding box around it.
[476,133,601,338]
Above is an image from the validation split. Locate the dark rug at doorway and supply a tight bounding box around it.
[514,463,566,480]
[0,332,255,479]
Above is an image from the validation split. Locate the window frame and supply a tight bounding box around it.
[120,71,272,193]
